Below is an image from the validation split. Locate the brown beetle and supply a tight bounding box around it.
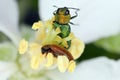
[41,44,74,61]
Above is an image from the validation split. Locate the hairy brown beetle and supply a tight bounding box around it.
[41,44,74,61]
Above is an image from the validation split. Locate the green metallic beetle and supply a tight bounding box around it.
[53,6,79,48]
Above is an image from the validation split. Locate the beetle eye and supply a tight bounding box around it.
[64,10,69,15]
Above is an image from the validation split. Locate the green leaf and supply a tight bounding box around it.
[0,42,17,61]
[77,43,120,62]
[95,33,120,54]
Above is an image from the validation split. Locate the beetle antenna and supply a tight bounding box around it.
[68,7,80,11]
[53,5,58,8]
[70,8,80,19]
[53,5,58,15]
[69,22,79,25]
[53,10,57,15]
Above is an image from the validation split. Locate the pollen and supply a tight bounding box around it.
[69,38,85,59]
[57,56,69,73]
[53,36,62,44]
[60,39,68,48]
[18,39,28,54]
[29,43,40,53]
[31,54,40,69]
[68,60,76,73]
[55,27,61,34]
[32,21,43,30]
[64,32,74,41]
[31,53,45,69]
[45,53,54,67]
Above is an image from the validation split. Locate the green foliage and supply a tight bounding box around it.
[78,33,120,62]
[95,33,120,54]
[77,43,120,62]
[77,33,120,62]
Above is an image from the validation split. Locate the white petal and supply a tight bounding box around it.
[0,61,17,80]
[0,0,20,45]
[66,57,120,80]
[39,0,120,43]
[47,57,120,80]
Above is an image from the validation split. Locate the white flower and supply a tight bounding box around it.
[0,0,120,80]
[39,0,120,43]
[0,0,20,46]
[0,62,17,80]
[47,57,120,80]
[0,0,19,79]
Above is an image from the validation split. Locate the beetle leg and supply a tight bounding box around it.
[70,11,78,19]
[53,10,57,15]
[70,8,80,19]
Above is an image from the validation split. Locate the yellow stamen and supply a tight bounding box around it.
[45,53,54,67]
[40,27,60,45]
[57,56,69,73]
[18,39,28,54]
[29,43,40,49]
[64,32,74,41]
[29,43,40,54]
[53,36,63,44]
[68,60,76,73]
[32,21,43,30]
[30,53,45,69]
[61,39,68,48]
[35,27,46,42]
[54,36,68,48]
[55,27,61,34]
[69,38,85,59]
[44,16,55,27]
